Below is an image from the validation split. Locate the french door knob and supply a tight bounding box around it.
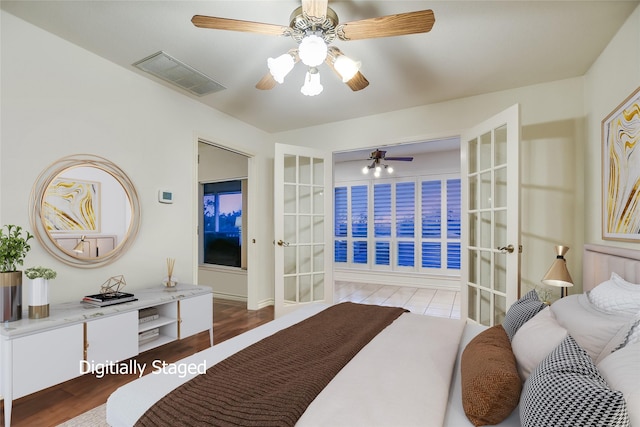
[498,244,515,254]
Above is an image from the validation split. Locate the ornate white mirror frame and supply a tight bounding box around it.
[29,154,141,268]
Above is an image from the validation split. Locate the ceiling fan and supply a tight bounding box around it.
[191,0,435,95]
[363,149,413,177]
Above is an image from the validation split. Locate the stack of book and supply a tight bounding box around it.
[139,307,159,324]
[82,292,137,307]
[138,328,160,345]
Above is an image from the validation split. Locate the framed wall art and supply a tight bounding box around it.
[43,178,101,233]
[602,86,640,241]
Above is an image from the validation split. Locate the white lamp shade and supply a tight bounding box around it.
[301,69,323,96]
[542,245,574,288]
[334,55,361,82]
[298,35,328,67]
[267,54,295,83]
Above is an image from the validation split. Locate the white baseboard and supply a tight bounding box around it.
[334,270,461,290]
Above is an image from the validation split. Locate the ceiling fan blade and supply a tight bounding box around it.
[384,157,414,161]
[302,0,328,19]
[338,9,435,41]
[255,73,277,90]
[191,15,288,36]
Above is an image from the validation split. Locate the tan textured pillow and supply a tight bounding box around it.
[461,324,522,426]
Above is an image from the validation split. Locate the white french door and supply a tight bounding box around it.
[461,104,521,326]
[274,143,333,318]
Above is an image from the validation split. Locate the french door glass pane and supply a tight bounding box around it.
[284,246,296,274]
[495,166,507,209]
[469,137,478,174]
[299,275,311,302]
[480,212,492,249]
[480,289,491,325]
[313,274,324,301]
[469,213,478,247]
[284,215,296,243]
[495,250,506,293]
[495,124,508,166]
[299,245,311,273]
[299,215,311,243]
[313,187,323,214]
[312,158,324,185]
[313,216,323,243]
[284,184,296,214]
[299,185,311,214]
[494,294,507,325]
[284,155,296,183]
[480,131,492,170]
[469,175,478,210]
[480,171,492,209]
[284,276,296,302]
[299,156,311,185]
[313,245,324,271]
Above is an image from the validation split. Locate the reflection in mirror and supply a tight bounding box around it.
[30,155,140,268]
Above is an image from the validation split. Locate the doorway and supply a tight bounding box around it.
[197,141,250,302]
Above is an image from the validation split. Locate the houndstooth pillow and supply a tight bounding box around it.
[502,289,546,341]
[520,335,630,427]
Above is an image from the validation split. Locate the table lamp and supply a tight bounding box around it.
[542,245,574,298]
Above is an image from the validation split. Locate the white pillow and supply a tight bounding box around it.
[598,342,640,427]
[550,294,634,363]
[512,307,568,380]
[588,272,640,317]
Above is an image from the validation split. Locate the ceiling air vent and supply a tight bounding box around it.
[133,51,226,96]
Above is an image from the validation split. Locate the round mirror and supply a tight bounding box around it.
[30,154,141,268]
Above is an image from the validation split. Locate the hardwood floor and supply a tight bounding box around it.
[1,299,274,427]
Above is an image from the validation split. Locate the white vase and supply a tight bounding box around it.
[28,278,49,319]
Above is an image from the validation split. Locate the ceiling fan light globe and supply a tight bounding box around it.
[362,166,369,174]
[334,56,361,82]
[387,166,394,174]
[374,170,381,178]
[375,165,382,173]
[301,68,323,96]
[267,54,295,84]
[299,35,328,67]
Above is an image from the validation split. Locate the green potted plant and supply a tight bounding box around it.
[24,266,56,319]
[0,224,34,321]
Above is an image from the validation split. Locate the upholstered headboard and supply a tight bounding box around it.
[583,244,640,292]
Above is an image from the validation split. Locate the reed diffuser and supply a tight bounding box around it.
[165,257,176,288]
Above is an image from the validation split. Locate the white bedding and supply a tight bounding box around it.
[107,303,498,427]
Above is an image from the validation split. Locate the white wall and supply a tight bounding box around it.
[0,11,275,306]
[584,5,640,248]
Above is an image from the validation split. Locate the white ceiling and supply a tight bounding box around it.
[2,1,638,135]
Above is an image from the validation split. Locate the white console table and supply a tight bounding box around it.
[0,284,213,427]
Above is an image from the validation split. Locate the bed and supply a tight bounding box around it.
[107,244,640,426]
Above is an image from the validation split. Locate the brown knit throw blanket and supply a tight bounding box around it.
[135,302,407,427]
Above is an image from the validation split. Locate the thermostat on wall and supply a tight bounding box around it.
[158,190,173,204]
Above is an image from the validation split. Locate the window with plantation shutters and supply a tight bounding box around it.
[333,176,460,273]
